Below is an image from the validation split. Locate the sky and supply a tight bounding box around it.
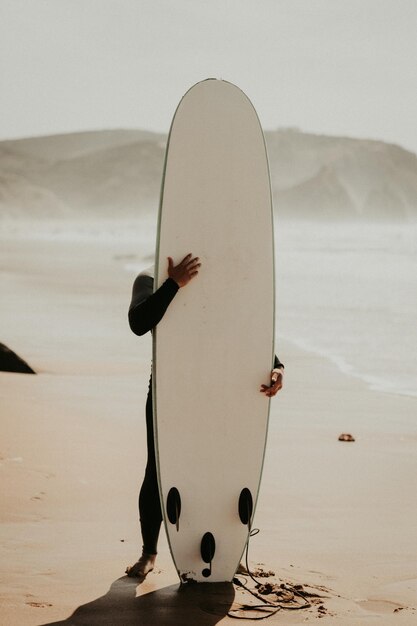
[1,0,416,152]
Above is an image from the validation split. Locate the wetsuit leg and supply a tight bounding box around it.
[138,382,163,554]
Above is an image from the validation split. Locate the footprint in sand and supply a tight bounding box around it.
[357,599,406,614]
[30,491,46,501]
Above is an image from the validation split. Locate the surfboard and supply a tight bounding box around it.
[153,79,275,583]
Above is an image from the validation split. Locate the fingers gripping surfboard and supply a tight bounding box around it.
[153,79,275,583]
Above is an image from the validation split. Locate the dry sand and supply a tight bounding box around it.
[1,225,416,625]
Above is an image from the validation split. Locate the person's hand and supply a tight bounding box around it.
[168,253,201,288]
[260,367,284,397]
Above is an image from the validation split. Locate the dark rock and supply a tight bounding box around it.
[0,343,36,374]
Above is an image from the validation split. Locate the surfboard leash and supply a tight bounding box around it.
[228,529,312,620]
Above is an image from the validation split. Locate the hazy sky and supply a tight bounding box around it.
[1,0,416,152]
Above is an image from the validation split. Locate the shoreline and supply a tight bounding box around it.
[281,334,417,401]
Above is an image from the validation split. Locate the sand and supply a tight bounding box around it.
[1,221,416,625]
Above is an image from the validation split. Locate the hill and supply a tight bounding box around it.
[1,128,416,220]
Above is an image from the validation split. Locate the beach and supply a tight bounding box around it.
[1,218,416,625]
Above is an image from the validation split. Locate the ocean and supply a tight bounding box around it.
[2,217,416,398]
[276,222,417,398]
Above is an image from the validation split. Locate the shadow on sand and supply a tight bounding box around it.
[42,576,235,626]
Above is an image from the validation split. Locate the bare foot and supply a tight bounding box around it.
[125,552,156,578]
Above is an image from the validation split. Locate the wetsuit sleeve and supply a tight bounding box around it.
[128,275,179,336]
[274,354,284,369]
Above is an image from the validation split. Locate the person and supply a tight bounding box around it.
[125,253,284,577]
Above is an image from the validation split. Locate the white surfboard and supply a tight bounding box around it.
[153,79,275,583]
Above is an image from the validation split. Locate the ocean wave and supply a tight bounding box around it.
[281,334,417,399]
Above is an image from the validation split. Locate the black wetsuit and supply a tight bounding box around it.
[128,273,283,555]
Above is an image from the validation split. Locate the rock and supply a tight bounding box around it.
[338,433,355,442]
[0,343,36,374]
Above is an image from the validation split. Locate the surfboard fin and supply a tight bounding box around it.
[238,488,253,528]
[166,487,181,532]
[201,532,216,578]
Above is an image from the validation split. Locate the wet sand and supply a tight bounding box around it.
[1,228,416,625]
